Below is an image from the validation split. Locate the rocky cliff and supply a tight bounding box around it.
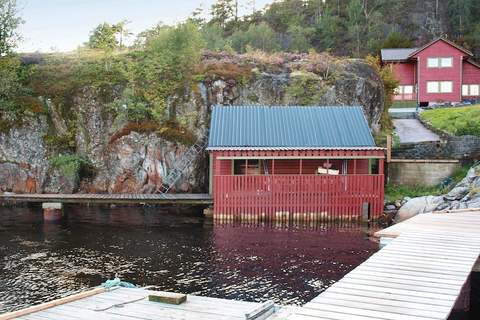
[0,52,385,194]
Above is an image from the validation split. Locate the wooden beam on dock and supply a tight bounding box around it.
[0,193,213,205]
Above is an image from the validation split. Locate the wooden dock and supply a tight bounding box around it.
[1,287,277,320]
[271,209,480,320]
[0,193,213,205]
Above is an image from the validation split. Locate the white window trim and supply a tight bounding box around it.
[427,81,453,94]
[463,84,480,96]
[427,57,453,68]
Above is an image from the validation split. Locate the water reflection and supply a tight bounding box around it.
[0,205,377,312]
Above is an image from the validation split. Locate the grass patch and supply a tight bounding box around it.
[385,184,445,203]
[391,101,417,109]
[385,164,472,203]
[420,104,480,136]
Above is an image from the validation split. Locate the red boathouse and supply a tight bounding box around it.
[381,38,480,105]
[207,106,385,221]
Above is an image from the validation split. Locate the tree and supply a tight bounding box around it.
[286,24,313,52]
[202,23,228,51]
[448,0,474,38]
[113,20,132,48]
[136,22,205,120]
[210,0,236,29]
[0,0,23,56]
[312,5,340,51]
[87,23,118,50]
[134,23,170,48]
[229,22,280,53]
[382,31,413,49]
[345,0,364,57]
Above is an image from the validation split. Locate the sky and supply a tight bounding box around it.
[17,0,273,53]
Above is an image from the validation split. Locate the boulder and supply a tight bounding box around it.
[444,186,470,201]
[395,196,445,222]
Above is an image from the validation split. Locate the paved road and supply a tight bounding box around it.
[393,119,440,143]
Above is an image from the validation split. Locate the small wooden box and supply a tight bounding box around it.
[148,293,187,305]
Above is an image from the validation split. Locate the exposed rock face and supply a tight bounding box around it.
[396,164,480,222]
[0,117,49,193]
[0,54,385,194]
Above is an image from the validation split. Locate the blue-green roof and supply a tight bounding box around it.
[207,106,377,150]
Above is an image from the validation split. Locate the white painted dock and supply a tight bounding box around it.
[3,287,275,320]
[271,210,480,320]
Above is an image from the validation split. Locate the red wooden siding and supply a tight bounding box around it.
[213,175,384,220]
[210,149,384,221]
[463,61,480,84]
[392,62,416,85]
[413,40,467,103]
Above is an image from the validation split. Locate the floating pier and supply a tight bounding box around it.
[1,287,277,320]
[0,193,213,205]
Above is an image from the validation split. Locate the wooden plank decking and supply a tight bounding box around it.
[0,193,213,205]
[272,210,480,320]
[6,287,274,320]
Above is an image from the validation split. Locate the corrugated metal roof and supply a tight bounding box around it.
[380,48,417,61]
[207,106,376,150]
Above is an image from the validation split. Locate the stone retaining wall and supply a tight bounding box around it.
[387,160,461,187]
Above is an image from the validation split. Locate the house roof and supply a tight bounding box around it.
[381,38,474,62]
[207,106,377,151]
[409,38,473,57]
[381,48,418,61]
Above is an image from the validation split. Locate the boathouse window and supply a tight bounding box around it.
[427,57,452,68]
[233,159,261,175]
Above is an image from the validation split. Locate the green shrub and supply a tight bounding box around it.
[50,154,91,180]
[285,71,325,105]
[385,184,445,203]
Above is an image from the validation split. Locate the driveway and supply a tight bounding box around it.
[393,119,440,143]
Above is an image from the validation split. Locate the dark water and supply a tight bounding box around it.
[0,205,378,313]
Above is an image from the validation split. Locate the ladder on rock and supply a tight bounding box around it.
[159,135,208,194]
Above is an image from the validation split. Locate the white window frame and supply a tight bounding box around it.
[440,81,452,93]
[427,81,439,93]
[403,85,414,94]
[427,57,453,68]
[463,84,480,96]
[471,84,480,96]
[427,81,453,93]
[427,58,439,68]
[440,57,452,67]
[395,85,415,95]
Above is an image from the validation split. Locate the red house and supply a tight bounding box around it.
[207,106,385,222]
[381,38,480,105]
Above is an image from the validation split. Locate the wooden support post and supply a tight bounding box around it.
[299,159,303,175]
[353,159,357,174]
[42,203,63,222]
[386,135,392,163]
[272,159,275,175]
[379,159,385,174]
